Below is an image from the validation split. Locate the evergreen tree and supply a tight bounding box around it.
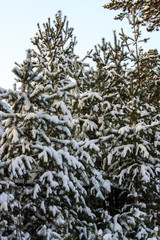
[103,0,160,31]
[0,12,111,240]
[30,11,84,128]
[1,4,159,239]
[90,4,160,240]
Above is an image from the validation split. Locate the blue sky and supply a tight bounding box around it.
[0,0,160,89]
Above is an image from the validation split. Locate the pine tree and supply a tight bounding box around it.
[0,12,111,240]
[103,0,160,31]
[30,11,84,127]
[90,4,160,239]
[88,32,132,240]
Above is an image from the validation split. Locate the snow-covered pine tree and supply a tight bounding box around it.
[0,88,13,238]
[74,32,129,174]
[0,51,41,239]
[95,3,160,239]
[30,11,85,128]
[67,29,132,237]
[103,0,160,32]
[30,10,95,142]
[87,32,133,239]
[0,12,111,240]
[29,12,112,238]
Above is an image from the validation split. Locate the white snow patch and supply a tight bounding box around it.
[118,125,130,135]
[103,233,112,240]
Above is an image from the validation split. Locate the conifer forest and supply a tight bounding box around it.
[0,1,160,239]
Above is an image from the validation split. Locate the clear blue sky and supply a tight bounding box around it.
[0,0,160,89]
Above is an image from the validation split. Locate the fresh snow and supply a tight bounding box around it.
[103,233,112,240]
